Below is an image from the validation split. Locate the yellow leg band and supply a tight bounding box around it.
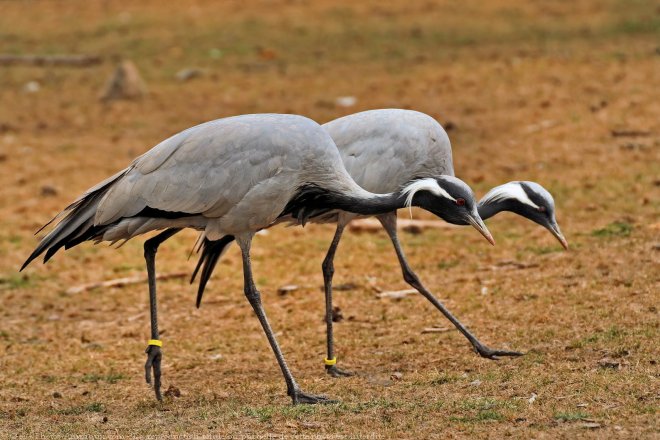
[324,357,337,366]
[148,339,162,347]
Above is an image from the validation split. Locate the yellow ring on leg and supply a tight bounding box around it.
[324,357,337,366]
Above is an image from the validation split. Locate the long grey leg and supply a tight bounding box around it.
[235,234,335,404]
[377,213,522,360]
[143,228,181,400]
[321,223,353,377]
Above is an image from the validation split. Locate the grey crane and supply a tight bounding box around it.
[190,109,568,377]
[21,113,494,403]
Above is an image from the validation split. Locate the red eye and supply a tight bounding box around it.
[538,206,547,213]
[456,198,465,206]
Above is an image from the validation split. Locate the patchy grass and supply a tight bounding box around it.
[0,273,37,290]
[81,372,126,384]
[0,0,658,438]
[591,222,633,238]
[54,403,105,416]
[554,411,591,422]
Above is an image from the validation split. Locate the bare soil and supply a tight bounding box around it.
[0,1,658,438]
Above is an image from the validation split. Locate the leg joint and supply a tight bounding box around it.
[403,269,420,286]
[244,287,262,305]
[144,236,163,257]
[322,258,334,276]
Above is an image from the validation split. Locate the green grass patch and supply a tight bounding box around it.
[450,410,505,423]
[242,404,320,422]
[449,398,515,424]
[554,411,590,422]
[243,406,276,422]
[591,222,633,238]
[568,326,626,349]
[54,403,105,416]
[430,372,462,385]
[525,245,561,255]
[437,260,459,270]
[0,273,38,290]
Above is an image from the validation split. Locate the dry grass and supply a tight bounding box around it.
[0,0,658,438]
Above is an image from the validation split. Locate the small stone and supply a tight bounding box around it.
[391,372,403,381]
[40,185,58,197]
[99,60,147,101]
[335,96,357,107]
[175,68,204,82]
[598,358,620,370]
[52,392,62,398]
[24,81,40,93]
[331,306,344,322]
[277,284,299,295]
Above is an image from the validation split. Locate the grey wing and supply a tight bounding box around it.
[94,116,300,226]
[324,109,455,194]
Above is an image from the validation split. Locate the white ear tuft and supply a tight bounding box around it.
[481,182,539,209]
[402,178,456,211]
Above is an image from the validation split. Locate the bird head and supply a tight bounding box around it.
[480,181,568,250]
[402,176,495,245]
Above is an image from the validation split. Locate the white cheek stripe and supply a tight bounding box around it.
[402,178,457,218]
[481,182,539,209]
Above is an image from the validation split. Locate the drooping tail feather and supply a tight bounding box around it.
[190,235,235,308]
[21,171,126,271]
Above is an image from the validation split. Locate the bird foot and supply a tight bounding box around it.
[144,345,163,400]
[325,365,355,378]
[475,344,523,360]
[290,389,337,405]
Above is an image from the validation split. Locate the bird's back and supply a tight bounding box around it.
[323,109,455,194]
[23,114,358,267]
[96,114,350,229]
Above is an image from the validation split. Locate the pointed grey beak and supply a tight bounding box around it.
[548,222,569,250]
[467,213,495,246]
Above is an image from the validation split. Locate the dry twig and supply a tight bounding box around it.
[65,272,187,295]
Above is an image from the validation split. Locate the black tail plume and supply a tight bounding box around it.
[21,171,125,271]
[190,235,234,308]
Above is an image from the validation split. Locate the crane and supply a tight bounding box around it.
[190,109,568,377]
[22,113,494,403]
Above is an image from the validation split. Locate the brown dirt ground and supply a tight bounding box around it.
[0,1,658,438]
